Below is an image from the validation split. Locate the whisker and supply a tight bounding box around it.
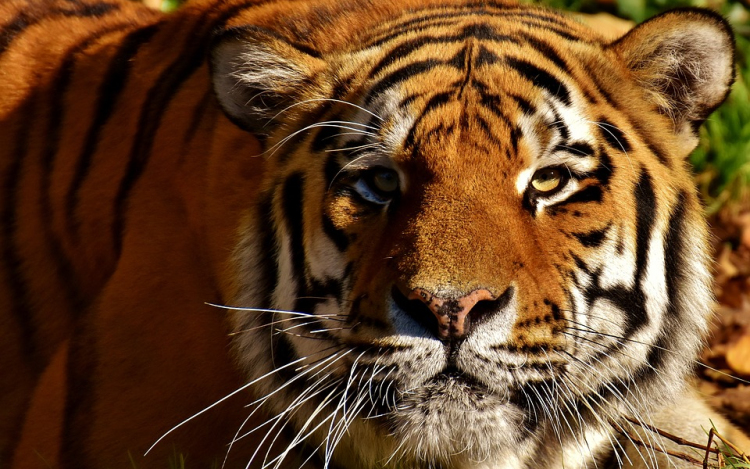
[266,98,384,125]
[145,353,311,455]
[229,315,346,337]
[262,122,378,159]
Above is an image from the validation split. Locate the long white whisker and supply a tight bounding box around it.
[266,98,384,125]
[144,354,309,456]
[258,122,377,160]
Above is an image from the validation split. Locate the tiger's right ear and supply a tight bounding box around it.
[210,26,326,136]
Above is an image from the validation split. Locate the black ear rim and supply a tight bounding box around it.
[609,7,737,124]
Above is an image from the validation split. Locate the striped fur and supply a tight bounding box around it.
[0,0,745,467]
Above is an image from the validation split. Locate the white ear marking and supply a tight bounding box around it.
[610,9,734,139]
[210,27,325,134]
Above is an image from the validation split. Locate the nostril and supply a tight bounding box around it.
[466,286,514,331]
[391,286,442,337]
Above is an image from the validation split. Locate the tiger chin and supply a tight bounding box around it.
[1,0,748,467]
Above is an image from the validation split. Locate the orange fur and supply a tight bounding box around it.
[0,0,744,467]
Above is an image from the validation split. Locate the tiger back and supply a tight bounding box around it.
[0,0,747,467]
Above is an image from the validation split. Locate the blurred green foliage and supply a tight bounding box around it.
[692,31,750,214]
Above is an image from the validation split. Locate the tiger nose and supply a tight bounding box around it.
[404,287,501,340]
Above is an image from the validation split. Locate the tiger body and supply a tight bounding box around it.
[0,0,746,467]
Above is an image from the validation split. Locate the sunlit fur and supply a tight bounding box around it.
[0,0,747,468]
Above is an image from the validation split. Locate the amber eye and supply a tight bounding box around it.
[530,168,563,193]
[369,168,399,195]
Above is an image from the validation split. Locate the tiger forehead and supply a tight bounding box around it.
[354,38,596,171]
[288,1,595,54]
[340,10,601,156]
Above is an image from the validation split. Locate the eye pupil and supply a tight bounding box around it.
[372,169,399,194]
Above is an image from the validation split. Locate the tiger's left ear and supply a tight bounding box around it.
[610,8,735,145]
[210,26,327,136]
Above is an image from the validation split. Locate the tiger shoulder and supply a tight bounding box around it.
[0,0,747,467]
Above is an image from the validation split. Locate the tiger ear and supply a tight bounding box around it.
[610,8,734,143]
[210,26,326,136]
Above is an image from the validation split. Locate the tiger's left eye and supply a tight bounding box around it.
[369,168,399,195]
[530,168,563,193]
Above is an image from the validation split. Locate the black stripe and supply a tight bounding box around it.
[368,25,517,78]
[61,319,99,469]
[111,3,258,256]
[663,191,688,321]
[474,115,502,146]
[645,333,669,373]
[365,7,579,49]
[1,98,41,372]
[597,437,623,468]
[273,333,300,383]
[399,91,427,109]
[501,10,578,30]
[472,81,514,126]
[257,193,279,309]
[323,152,342,188]
[183,90,213,144]
[55,2,118,18]
[518,32,571,73]
[597,118,631,153]
[582,61,670,166]
[629,120,670,167]
[594,147,614,188]
[505,57,571,106]
[567,185,603,205]
[42,27,134,320]
[365,59,440,105]
[633,170,655,287]
[322,214,349,252]
[507,92,534,114]
[551,108,570,140]
[553,141,594,157]
[282,173,306,289]
[515,20,582,41]
[547,185,603,215]
[476,44,501,66]
[0,2,123,59]
[66,24,160,241]
[311,119,346,152]
[572,224,610,248]
[509,126,521,156]
[403,91,453,149]
[366,18,463,50]
[0,10,37,58]
[456,42,473,97]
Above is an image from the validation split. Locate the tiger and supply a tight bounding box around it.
[1,0,748,467]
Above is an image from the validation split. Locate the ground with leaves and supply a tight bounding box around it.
[700,207,750,433]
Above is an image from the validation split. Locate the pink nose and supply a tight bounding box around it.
[407,288,498,339]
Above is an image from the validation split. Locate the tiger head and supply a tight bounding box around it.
[209,1,734,466]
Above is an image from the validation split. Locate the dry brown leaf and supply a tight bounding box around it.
[572,13,634,40]
[726,334,750,377]
[718,244,740,279]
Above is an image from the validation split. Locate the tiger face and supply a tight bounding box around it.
[210,2,734,467]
